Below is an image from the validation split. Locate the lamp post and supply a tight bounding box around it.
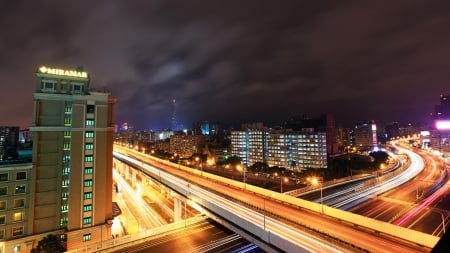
[311,177,323,214]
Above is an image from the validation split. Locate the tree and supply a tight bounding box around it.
[31,234,65,253]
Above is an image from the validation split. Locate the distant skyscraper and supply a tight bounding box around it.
[30,66,116,250]
[431,94,450,157]
[171,99,178,131]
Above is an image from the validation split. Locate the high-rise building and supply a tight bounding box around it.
[231,128,327,169]
[354,120,378,151]
[0,126,20,160]
[29,66,116,250]
[431,94,450,158]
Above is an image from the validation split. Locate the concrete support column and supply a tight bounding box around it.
[174,197,182,222]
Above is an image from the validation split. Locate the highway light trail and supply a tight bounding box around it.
[113,151,344,253]
[330,144,425,210]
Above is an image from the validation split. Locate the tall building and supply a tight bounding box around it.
[354,120,378,151]
[0,126,20,160]
[28,66,116,250]
[431,94,450,158]
[231,128,327,169]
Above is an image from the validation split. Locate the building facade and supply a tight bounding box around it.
[231,129,327,169]
[11,66,118,252]
[354,120,378,151]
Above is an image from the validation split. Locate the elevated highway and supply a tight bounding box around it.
[114,145,439,252]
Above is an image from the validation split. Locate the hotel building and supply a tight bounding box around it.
[17,66,116,251]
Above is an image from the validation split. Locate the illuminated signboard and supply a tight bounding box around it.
[435,120,450,130]
[38,66,88,78]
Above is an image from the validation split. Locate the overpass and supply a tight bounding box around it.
[113,145,439,252]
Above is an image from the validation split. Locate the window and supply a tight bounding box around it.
[64,131,71,138]
[42,80,56,90]
[12,226,23,236]
[0,230,4,240]
[64,118,72,126]
[62,192,69,199]
[84,179,93,187]
[83,204,92,212]
[13,212,23,222]
[83,233,91,242]
[0,201,6,210]
[83,217,92,225]
[85,155,93,162]
[0,215,5,225]
[87,105,95,114]
[84,192,92,199]
[72,84,83,93]
[64,143,71,150]
[64,106,72,114]
[85,143,94,150]
[13,199,25,208]
[62,167,70,175]
[60,217,68,227]
[63,155,70,163]
[0,173,8,181]
[86,119,95,126]
[16,172,26,180]
[60,234,67,242]
[85,131,94,138]
[0,187,7,196]
[84,167,93,174]
[61,205,69,212]
[62,180,70,187]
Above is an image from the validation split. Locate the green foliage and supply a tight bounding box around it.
[32,234,65,253]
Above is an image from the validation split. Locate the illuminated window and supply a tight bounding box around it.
[62,180,70,187]
[64,118,72,126]
[62,192,69,199]
[83,217,92,225]
[60,217,68,227]
[0,215,5,224]
[85,155,93,162]
[85,131,94,138]
[61,205,69,212]
[0,201,6,210]
[83,233,91,242]
[84,204,92,212]
[64,143,71,150]
[86,119,95,126]
[64,106,72,114]
[13,199,25,208]
[15,185,25,194]
[12,226,23,236]
[84,167,93,174]
[13,212,23,222]
[84,179,93,187]
[84,192,92,199]
[62,167,70,175]
[64,131,71,138]
[85,143,94,150]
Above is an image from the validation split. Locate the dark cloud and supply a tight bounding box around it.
[1,0,449,129]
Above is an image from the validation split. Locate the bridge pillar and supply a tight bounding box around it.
[174,197,183,222]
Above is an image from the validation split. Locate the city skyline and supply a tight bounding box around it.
[1,1,450,130]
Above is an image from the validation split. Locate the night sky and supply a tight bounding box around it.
[1,1,449,130]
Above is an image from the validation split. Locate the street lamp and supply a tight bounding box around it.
[280,176,288,193]
[237,164,245,189]
[311,177,323,214]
